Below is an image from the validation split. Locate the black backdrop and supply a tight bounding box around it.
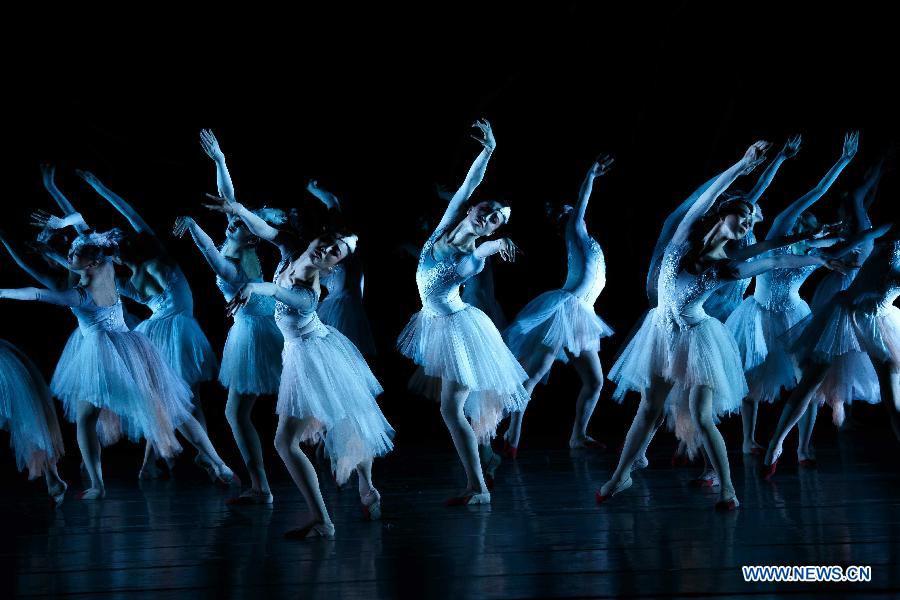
[5,4,899,469]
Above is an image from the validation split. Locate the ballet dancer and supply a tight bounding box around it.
[602,140,850,510]
[725,132,864,458]
[397,118,528,506]
[75,170,221,479]
[0,338,67,506]
[0,230,234,498]
[206,191,394,538]
[762,225,900,478]
[502,155,615,455]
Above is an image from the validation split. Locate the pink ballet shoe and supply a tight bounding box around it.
[595,477,632,505]
[284,521,335,540]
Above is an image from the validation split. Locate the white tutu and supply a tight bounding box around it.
[725,296,810,403]
[317,294,377,356]
[853,305,900,365]
[136,314,218,386]
[277,325,393,485]
[0,340,64,478]
[608,308,670,400]
[398,305,529,441]
[51,328,193,458]
[505,290,613,365]
[219,314,283,395]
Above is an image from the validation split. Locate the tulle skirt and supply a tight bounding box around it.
[50,329,194,458]
[725,297,810,403]
[277,326,393,485]
[219,314,283,395]
[136,314,218,387]
[504,290,613,366]
[317,294,377,356]
[608,308,670,400]
[397,305,529,441]
[0,341,64,478]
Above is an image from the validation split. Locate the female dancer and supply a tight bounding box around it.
[0,230,234,498]
[763,226,900,477]
[502,155,615,455]
[206,194,394,538]
[726,133,860,457]
[75,170,221,478]
[305,179,378,356]
[601,140,850,509]
[397,119,528,506]
[0,338,67,505]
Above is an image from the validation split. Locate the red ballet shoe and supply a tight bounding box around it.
[671,452,689,468]
[798,458,817,469]
[484,474,495,491]
[502,440,518,460]
[595,478,633,505]
[714,496,740,511]
[688,475,719,488]
[760,459,779,481]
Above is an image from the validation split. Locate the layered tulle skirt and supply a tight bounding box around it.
[0,340,64,478]
[397,305,529,441]
[277,326,394,485]
[219,314,283,395]
[317,293,377,356]
[136,314,218,386]
[504,290,613,365]
[610,309,747,456]
[725,296,810,402]
[50,329,194,458]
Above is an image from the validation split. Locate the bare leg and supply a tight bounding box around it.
[764,362,829,466]
[741,399,763,454]
[567,350,604,447]
[875,360,900,442]
[44,461,66,502]
[225,389,269,493]
[689,385,735,503]
[440,379,488,497]
[599,376,671,495]
[274,415,332,527]
[505,350,556,448]
[140,443,162,479]
[191,385,208,431]
[177,414,233,481]
[75,401,104,499]
[797,401,818,462]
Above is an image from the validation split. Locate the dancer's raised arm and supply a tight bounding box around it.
[306,180,341,211]
[173,216,241,285]
[744,135,802,205]
[730,252,846,280]
[438,119,496,230]
[574,155,614,225]
[671,141,770,246]
[41,164,90,234]
[200,129,237,204]
[77,170,156,237]
[0,228,67,289]
[767,131,858,239]
[851,160,883,230]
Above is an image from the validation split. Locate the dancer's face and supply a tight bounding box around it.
[305,235,350,271]
[720,204,754,240]
[225,217,257,246]
[466,201,507,237]
[67,246,101,271]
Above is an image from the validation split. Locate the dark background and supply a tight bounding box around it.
[4,4,899,475]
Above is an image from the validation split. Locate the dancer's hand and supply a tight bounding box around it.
[30,209,65,230]
[740,141,771,175]
[780,134,802,159]
[819,255,852,275]
[172,216,194,239]
[225,283,255,317]
[810,220,845,240]
[589,154,615,178]
[471,118,496,152]
[203,193,240,216]
[497,238,520,262]
[200,129,225,162]
[74,169,100,186]
[842,130,860,159]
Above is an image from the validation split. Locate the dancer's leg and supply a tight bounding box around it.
[764,362,829,465]
[505,350,556,448]
[568,350,604,447]
[225,389,269,492]
[274,415,332,527]
[191,385,208,431]
[440,379,488,496]
[797,401,818,462]
[741,399,763,454]
[689,385,735,503]
[75,401,104,499]
[177,414,233,480]
[875,360,900,442]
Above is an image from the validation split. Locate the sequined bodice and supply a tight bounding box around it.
[562,218,606,306]
[416,228,485,316]
[70,291,129,334]
[216,276,275,318]
[753,246,818,311]
[272,260,327,340]
[659,241,728,328]
[702,231,755,319]
[124,265,193,320]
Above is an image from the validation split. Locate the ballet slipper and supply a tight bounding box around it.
[76,487,105,501]
[482,450,502,491]
[631,455,649,472]
[445,490,491,506]
[361,489,382,520]
[49,481,68,508]
[689,471,720,488]
[595,476,632,504]
[284,521,335,540]
[226,488,273,505]
[714,494,740,511]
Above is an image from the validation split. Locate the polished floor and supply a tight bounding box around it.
[6,433,900,599]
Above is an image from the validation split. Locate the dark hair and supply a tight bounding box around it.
[679,197,753,272]
[116,231,172,267]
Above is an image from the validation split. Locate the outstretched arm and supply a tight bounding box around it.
[437,119,496,230]
[40,164,90,234]
[767,131,858,239]
[203,195,299,259]
[225,281,317,316]
[200,129,237,203]
[744,135,801,205]
[672,141,770,245]
[77,170,156,236]
[0,228,65,289]
[850,160,883,231]
[306,180,341,211]
[173,216,241,285]
[0,286,86,306]
[574,154,614,225]
[730,254,832,280]
[828,223,893,261]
